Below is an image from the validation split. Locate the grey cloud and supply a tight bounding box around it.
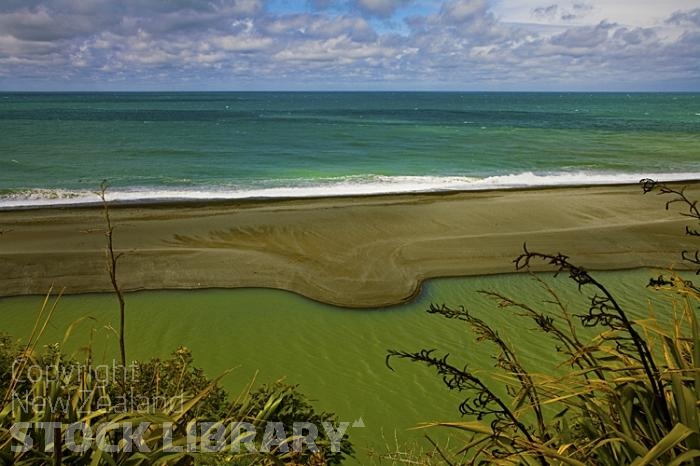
[306,15,377,41]
[50,0,121,15]
[425,0,506,45]
[0,6,107,42]
[262,15,310,36]
[354,0,409,17]
[116,0,264,36]
[262,14,377,42]
[532,2,594,22]
[0,0,264,43]
[666,8,700,27]
[568,2,595,18]
[274,36,393,62]
[532,4,558,19]
[562,2,593,20]
[309,0,413,18]
[505,16,687,86]
[438,0,489,24]
[572,2,593,12]
[550,20,614,47]
[124,9,226,35]
[0,1,45,13]
[121,0,258,15]
[611,27,656,46]
[308,0,333,10]
[0,34,62,57]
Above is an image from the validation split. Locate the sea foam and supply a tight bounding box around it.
[1,171,699,209]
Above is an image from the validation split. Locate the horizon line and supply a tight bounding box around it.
[2,89,700,94]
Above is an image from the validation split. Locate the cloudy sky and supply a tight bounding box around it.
[0,0,698,91]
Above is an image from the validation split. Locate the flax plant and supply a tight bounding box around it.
[388,180,700,465]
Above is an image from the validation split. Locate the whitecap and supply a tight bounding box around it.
[2,171,700,209]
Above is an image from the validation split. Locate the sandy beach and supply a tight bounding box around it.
[0,183,697,308]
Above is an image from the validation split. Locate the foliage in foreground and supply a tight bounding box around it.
[387,179,700,465]
[0,306,353,465]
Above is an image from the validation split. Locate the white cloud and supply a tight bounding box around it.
[439,0,489,23]
[494,0,699,27]
[274,35,394,63]
[211,35,274,52]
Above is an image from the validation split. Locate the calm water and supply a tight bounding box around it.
[0,271,687,462]
[1,92,699,206]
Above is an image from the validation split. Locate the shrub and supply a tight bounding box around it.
[0,320,353,465]
[387,180,700,465]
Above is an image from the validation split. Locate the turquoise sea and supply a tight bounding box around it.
[1,92,700,206]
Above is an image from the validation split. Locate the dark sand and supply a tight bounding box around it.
[0,183,696,307]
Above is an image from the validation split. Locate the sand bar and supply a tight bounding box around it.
[0,183,697,308]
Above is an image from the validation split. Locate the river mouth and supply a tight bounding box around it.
[0,269,683,463]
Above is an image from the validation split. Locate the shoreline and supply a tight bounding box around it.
[1,182,698,308]
[2,174,700,211]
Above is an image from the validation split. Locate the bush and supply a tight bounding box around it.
[387,180,700,465]
[0,331,353,465]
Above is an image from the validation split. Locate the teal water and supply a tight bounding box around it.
[0,271,689,462]
[1,92,699,206]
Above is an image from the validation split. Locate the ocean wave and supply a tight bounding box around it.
[2,172,700,208]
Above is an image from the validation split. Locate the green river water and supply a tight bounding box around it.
[0,269,688,463]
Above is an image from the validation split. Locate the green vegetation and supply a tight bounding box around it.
[387,179,700,465]
[0,320,353,464]
[0,185,353,465]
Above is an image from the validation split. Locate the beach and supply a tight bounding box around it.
[1,182,696,308]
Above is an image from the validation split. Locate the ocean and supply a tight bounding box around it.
[1,92,699,207]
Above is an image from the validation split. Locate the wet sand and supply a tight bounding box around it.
[0,183,696,307]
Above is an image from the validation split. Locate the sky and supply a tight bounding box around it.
[0,0,698,91]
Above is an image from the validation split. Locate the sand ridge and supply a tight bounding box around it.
[0,183,697,307]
